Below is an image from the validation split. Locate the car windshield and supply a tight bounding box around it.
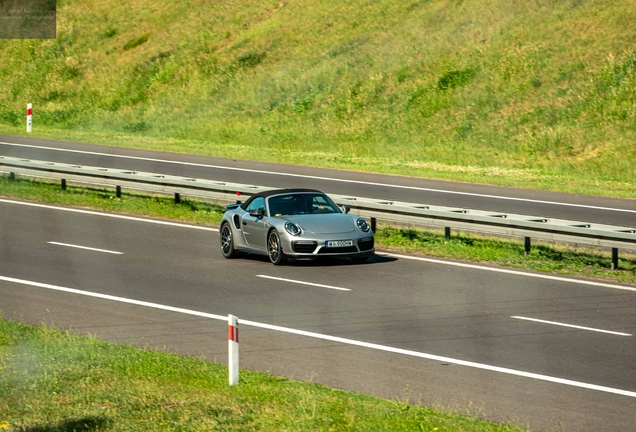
[268,193,342,216]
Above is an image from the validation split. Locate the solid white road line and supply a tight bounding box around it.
[3,141,636,214]
[386,253,636,293]
[239,318,636,398]
[48,242,123,255]
[2,198,634,293]
[2,273,635,398]
[256,275,351,291]
[0,274,227,320]
[511,316,632,336]
[0,199,218,231]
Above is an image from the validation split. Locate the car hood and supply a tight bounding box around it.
[283,214,355,234]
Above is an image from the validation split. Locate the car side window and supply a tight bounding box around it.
[246,197,266,216]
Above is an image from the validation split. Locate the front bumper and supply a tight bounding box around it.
[284,236,374,258]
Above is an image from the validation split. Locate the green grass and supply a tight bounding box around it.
[2,174,635,284]
[123,33,151,51]
[1,0,636,197]
[0,319,527,431]
[0,174,226,224]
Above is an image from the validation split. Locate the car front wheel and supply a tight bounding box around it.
[268,229,286,265]
[220,223,239,258]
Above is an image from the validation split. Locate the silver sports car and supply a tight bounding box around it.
[219,189,375,265]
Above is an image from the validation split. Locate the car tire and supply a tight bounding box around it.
[350,256,369,264]
[268,229,286,265]
[220,223,239,258]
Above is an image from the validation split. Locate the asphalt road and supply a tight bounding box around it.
[1,134,636,227]
[1,199,635,431]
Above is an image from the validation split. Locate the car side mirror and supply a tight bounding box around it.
[249,209,263,218]
[342,205,350,214]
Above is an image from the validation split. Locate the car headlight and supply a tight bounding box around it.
[356,218,370,232]
[285,221,302,236]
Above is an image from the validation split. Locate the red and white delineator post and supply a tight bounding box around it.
[27,104,32,133]
[228,314,239,385]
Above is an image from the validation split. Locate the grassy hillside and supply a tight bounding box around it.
[1,0,635,197]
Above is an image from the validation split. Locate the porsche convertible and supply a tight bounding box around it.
[219,189,375,265]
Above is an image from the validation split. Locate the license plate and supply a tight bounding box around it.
[325,240,353,248]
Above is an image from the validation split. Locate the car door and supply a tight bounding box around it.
[242,197,268,251]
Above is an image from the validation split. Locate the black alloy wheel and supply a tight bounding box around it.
[220,223,239,258]
[268,229,286,265]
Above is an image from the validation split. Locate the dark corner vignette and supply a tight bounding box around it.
[0,0,56,39]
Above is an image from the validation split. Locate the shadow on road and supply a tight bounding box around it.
[239,252,397,267]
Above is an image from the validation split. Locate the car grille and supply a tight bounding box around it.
[358,237,374,251]
[317,246,358,254]
[292,241,317,253]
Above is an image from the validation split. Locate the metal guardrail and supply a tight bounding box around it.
[2,156,635,268]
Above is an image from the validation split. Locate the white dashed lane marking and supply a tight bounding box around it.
[511,316,632,336]
[256,275,351,291]
[48,242,123,255]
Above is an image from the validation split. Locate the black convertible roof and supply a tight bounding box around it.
[240,188,323,210]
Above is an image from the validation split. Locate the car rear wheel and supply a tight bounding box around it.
[220,223,239,258]
[268,229,286,265]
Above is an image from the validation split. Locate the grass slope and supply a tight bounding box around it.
[0,0,635,197]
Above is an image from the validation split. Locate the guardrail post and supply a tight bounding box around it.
[61,179,66,190]
[9,172,15,180]
[174,193,180,204]
[524,237,531,256]
[612,248,619,270]
[116,185,121,198]
[445,227,451,239]
[371,217,376,233]
[228,314,239,385]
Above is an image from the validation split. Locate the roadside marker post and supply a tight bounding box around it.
[27,104,32,133]
[228,314,239,385]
